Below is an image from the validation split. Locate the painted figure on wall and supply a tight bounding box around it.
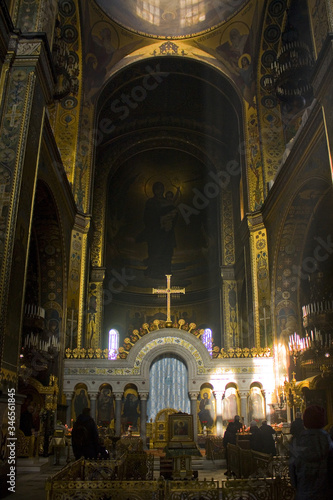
[97,386,115,426]
[73,388,89,420]
[198,390,215,428]
[136,181,179,279]
[277,306,297,346]
[121,390,140,432]
[223,387,238,422]
[249,387,265,422]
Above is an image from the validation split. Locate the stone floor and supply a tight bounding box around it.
[7,451,228,500]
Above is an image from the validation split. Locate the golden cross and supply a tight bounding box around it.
[152,275,185,325]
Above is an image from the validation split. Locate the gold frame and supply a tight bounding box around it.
[168,414,193,442]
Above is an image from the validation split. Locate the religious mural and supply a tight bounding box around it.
[97,384,115,427]
[222,385,239,423]
[103,147,221,340]
[105,148,218,288]
[248,386,265,423]
[197,387,215,432]
[72,385,90,421]
[105,150,219,281]
[121,387,140,433]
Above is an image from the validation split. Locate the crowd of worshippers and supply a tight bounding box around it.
[223,415,276,455]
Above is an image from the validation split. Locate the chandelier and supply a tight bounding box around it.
[265,24,314,103]
[52,20,79,100]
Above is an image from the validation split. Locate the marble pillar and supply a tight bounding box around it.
[189,391,199,441]
[114,393,123,436]
[213,391,224,436]
[90,393,98,422]
[64,392,73,427]
[139,393,148,448]
[239,391,249,427]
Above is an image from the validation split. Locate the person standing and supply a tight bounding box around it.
[233,415,243,433]
[290,411,305,445]
[289,405,333,500]
[260,420,276,455]
[249,420,264,452]
[72,407,99,460]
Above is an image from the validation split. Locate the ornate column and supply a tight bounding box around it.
[0,31,54,388]
[221,269,239,348]
[239,391,249,427]
[189,391,199,441]
[213,391,223,436]
[220,180,238,349]
[64,392,73,427]
[139,393,148,448]
[247,214,271,348]
[90,393,98,422]
[114,393,123,437]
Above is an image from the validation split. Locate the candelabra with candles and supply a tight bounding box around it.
[284,373,304,414]
[288,332,311,365]
[288,329,333,379]
[271,387,287,411]
[20,304,60,379]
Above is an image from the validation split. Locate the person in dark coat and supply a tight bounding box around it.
[249,420,264,452]
[233,415,243,433]
[289,405,333,500]
[260,420,276,455]
[72,407,99,460]
[290,411,305,445]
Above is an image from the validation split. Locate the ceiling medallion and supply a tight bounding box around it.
[162,11,176,22]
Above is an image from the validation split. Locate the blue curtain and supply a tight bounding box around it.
[147,355,190,421]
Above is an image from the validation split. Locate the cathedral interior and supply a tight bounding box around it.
[1,0,333,495]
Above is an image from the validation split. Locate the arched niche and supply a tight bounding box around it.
[125,328,213,385]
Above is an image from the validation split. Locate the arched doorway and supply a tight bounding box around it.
[147,354,190,421]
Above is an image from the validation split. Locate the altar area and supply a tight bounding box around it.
[63,319,275,442]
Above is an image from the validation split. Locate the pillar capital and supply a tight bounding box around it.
[89,392,99,401]
[114,392,123,400]
[188,391,199,400]
[239,391,249,398]
[138,392,149,400]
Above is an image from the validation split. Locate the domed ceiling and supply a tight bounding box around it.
[94,0,250,38]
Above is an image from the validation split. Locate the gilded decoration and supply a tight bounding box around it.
[257,0,290,183]
[0,65,37,348]
[86,281,104,349]
[221,188,235,266]
[248,218,271,347]
[52,0,82,186]
[13,0,57,45]
[308,0,330,58]
[222,281,239,349]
